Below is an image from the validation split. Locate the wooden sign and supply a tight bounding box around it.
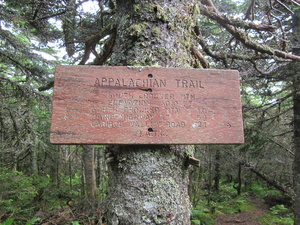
[50,66,244,144]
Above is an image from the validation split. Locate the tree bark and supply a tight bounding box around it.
[237,162,242,195]
[108,0,194,68]
[213,148,220,191]
[292,9,300,225]
[82,145,97,204]
[106,0,196,224]
[293,81,300,224]
[30,147,38,175]
[107,146,192,224]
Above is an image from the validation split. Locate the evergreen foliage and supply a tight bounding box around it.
[0,0,300,223]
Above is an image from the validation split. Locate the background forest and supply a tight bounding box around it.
[0,0,300,224]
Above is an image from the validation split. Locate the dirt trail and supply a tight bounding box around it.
[214,198,268,225]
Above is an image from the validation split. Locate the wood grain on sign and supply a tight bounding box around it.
[50,66,244,144]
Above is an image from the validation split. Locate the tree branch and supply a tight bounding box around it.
[199,4,300,62]
[38,80,54,91]
[267,137,294,157]
[186,156,200,167]
[78,34,102,65]
[30,10,67,21]
[201,4,277,32]
[224,148,293,197]
[245,162,293,196]
[93,30,116,65]
[79,23,116,65]
[195,33,282,64]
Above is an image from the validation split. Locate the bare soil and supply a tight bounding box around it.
[214,198,269,225]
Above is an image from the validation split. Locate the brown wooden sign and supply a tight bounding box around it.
[50,66,244,144]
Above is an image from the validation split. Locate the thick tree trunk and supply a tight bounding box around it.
[106,0,196,224]
[292,9,300,225]
[107,146,192,224]
[108,0,194,68]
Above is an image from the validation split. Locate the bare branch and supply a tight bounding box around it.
[290,0,300,6]
[268,137,294,156]
[195,33,284,63]
[276,0,294,14]
[201,7,277,32]
[29,10,66,21]
[199,4,300,62]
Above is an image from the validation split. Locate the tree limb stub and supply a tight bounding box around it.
[190,46,210,68]
[186,156,200,167]
[38,80,54,92]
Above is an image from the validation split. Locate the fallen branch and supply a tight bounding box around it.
[243,162,293,197]
[225,219,247,223]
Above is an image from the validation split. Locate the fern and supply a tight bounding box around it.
[1,218,14,225]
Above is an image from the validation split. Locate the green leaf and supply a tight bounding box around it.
[1,218,14,225]
[191,220,201,225]
[26,217,41,225]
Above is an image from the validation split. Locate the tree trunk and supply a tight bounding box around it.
[237,162,242,195]
[292,9,300,225]
[213,148,220,191]
[106,0,196,224]
[96,147,101,187]
[30,147,38,175]
[82,145,97,204]
[107,146,192,224]
[293,81,300,224]
[69,149,73,189]
[50,146,61,188]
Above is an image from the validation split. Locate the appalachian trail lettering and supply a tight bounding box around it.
[94,77,204,89]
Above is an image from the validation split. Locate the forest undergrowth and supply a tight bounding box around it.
[191,182,294,225]
[0,176,294,225]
